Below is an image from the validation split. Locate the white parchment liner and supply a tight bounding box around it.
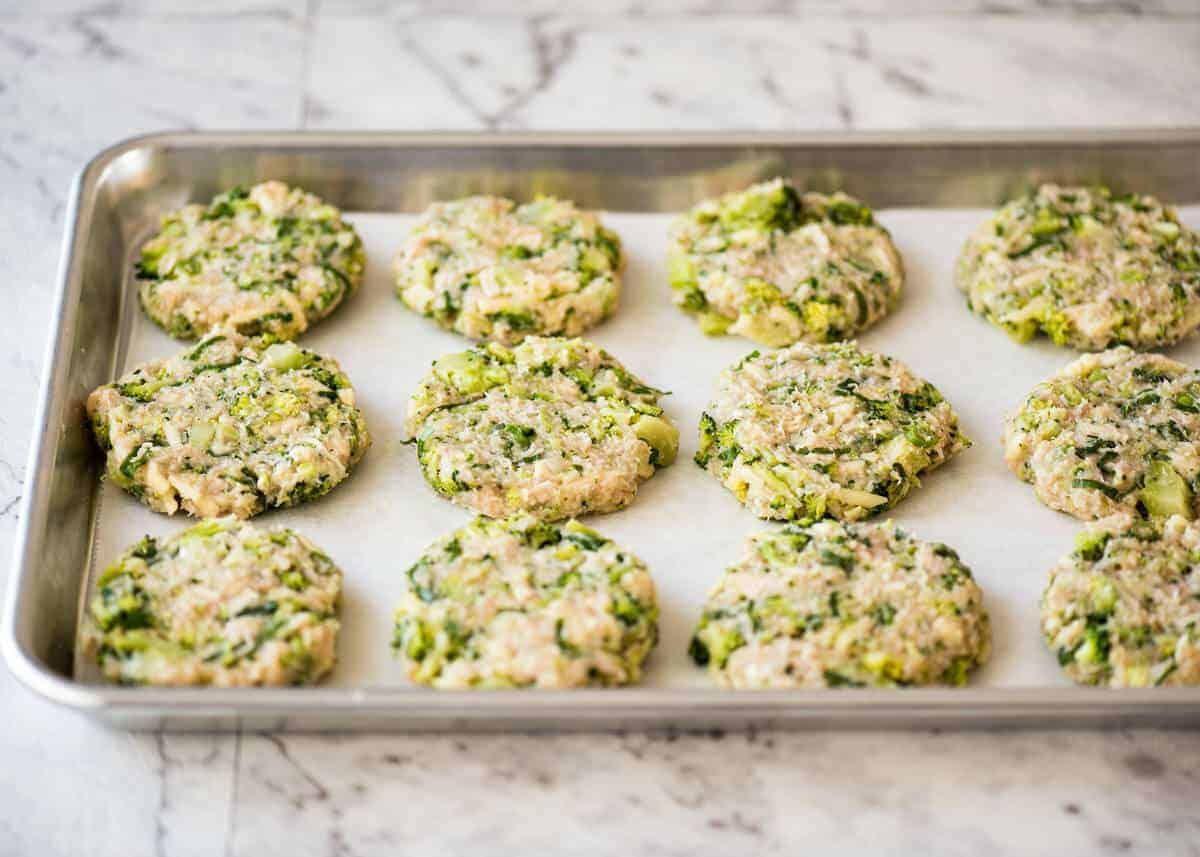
[78,206,1200,690]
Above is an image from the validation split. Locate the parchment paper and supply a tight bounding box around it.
[79,206,1200,689]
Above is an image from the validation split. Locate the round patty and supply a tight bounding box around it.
[394,195,623,344]
[1042,513,1200,687]
[137,181,365,341]
[667,179,903,346]
[86,519,342,686]
[695,342,969,522]
[87,331,370,518]
[392,516,658,688]
[956,184,1200,350]
[405,336,677,520]
[689,519,991,688]
[1004,347,1200,521]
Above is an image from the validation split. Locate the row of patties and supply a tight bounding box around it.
[134,179,1200,352]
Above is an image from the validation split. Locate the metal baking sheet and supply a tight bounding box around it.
[7,131,1200,731]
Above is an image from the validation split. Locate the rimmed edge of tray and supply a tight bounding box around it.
[7,129,1200,732]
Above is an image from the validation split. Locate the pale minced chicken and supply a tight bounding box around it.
[86,519,343,687]
[87,331,369,518]
[690,519,991,688]
[667,179,903,346]
[137,181,365,341]
[956,184,1200,350]
[1041,513,1200,687]
[394,195,623,344]
[1004,347,1200,521]
[393,516,658,688]
[695,342,969,522]
[405,336,677,521]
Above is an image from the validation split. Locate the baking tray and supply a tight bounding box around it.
[7,130,1200,732]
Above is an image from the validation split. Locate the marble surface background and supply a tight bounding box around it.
[1,1,1199,855]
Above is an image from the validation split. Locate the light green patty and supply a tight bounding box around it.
[87,331,370,519]
[406,336,677,521]
[690,520,991,688]
[1042,514,1200,687]
[394,195,622,344]
[667,179,903,346]
[137,181,365,341]
[393,516,659,688]
[1004,347,1200,522]
[696,342,969,522]
[86,519,343,686]
[956,184,1200,350]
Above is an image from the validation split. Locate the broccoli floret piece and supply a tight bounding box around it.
[718,180,801,232]
[691,623,745,669]
[1073,529,1111,562]
[633,415,679,467]
[1139,459,1194,519]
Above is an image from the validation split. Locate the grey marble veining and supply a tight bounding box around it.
[223,729,1200,856]
[1,2,1199,855]
[304,10,1200,130]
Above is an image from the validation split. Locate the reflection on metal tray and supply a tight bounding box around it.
[6,130,1200,732]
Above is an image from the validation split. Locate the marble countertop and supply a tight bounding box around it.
[2,2,1199,855]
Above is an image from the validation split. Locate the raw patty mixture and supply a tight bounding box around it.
[956,184,1200,350]
[393,516,658,688]
[137,180,365,341]
[1042,513,1200,687]
[394,195,622,344]
[696,342,969,521]
[406,336,677,520]
[1005,347,1200,521]
[86,518,343,686]
[667,179,903,346]
[88,331,370,518]
[690,519,991,688]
